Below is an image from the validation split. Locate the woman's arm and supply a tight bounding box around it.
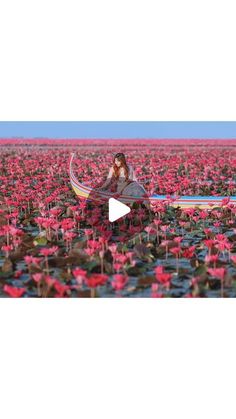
[129,166,137,181]
[98,166,114,189]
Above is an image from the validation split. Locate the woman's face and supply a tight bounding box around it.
[114,158,122,167]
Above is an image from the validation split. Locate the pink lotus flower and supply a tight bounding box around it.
[155,266,164,276]
[3,285,26,298]
[14,270,23,279]
[44,275,57,287]
[203,239,214,249]
[113,263,123,272]
[111,274,128,291]
[205,254,219,264]
[1,244,13,255]
[204,228,212,237]
[155,266,171,286]
[24,255,34,264]
[32,273,43,283]
[173,236,183,244]
[169,247,181,256]
[207,267,226,280]
[39,246,59,257]
[53,281,70,297]
[86,274,108,288]
[160,225,168,232]
[156,273,172,284]
[182,246,195,258]
[231,255,236,264]
[72,268,87,285]
[84,229,93,237]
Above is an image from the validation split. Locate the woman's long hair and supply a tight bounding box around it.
[113,153,129,181]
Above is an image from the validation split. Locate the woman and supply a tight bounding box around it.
[99,152,148,200]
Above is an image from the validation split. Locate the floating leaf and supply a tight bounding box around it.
[33,237,48,246]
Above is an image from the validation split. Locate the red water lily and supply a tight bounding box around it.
[111,274,128,291]
[72,268,87,285]
[155,266,172,289]
[3,285,26,298]
[207,267,226,280]
[231,255,236,264]
[86,274,108,288]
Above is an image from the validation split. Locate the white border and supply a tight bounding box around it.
[1,1,236,418]
[0,0,236,120]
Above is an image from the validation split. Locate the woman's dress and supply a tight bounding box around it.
[105,165,148,200]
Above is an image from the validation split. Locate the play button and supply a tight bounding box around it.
[84,179,153,243]
[108,198,131,222]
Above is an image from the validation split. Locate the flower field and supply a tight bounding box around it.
[0,138,236,298]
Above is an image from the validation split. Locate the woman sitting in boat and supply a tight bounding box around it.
[98,152,147,199]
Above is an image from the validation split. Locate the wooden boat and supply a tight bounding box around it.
[69,153,236,209]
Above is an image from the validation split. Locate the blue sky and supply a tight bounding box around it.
[0,121,236,139]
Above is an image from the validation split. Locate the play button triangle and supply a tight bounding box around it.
[108,198,131,222]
